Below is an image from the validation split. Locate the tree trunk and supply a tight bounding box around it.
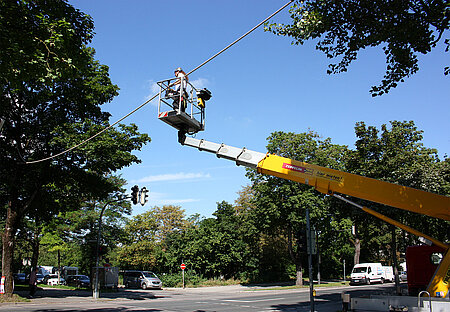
[2,201,19,297]
[2,189,36,296]
[296,265,303,286]
[354,238,361,265]
[287,226,303,286]
[30,222,41,272]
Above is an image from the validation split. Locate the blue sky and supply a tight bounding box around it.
[70,0,449,218]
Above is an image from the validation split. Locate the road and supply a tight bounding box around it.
[4,283,400,312]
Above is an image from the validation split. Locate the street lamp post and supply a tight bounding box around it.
[93,197,126,299]
[92,186,148,299]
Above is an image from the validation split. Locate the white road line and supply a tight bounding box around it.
[222,297,286,303]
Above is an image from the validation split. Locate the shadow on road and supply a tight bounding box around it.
[270,284,405,311]
[31,309,163,312]
[14,287,168,301]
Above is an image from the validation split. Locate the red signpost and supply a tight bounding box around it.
[181,263,186,288]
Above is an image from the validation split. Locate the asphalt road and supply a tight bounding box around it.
[3,283,401,312]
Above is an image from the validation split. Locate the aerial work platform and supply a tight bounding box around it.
[157,77,210,135]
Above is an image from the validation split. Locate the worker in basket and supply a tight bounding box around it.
[166,67,188,112]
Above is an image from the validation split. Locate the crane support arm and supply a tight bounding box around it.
[180,134,450,221]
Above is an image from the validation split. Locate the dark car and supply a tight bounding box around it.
[66,275,91,288]
[36,274,45,283]
[26,273,45,284]
[13,273,26,284]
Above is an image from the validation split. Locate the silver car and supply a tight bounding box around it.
[123,270,162,290]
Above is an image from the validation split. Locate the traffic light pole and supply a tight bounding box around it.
[93,196,128,299]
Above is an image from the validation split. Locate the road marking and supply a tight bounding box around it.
[222,297,286,303]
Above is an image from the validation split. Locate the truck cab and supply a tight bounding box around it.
[406,245,446,296]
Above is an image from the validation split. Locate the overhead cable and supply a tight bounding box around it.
[24,0,293,165]
[187,0,293,76]
[24,93,159,164]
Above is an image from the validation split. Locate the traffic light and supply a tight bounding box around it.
[297,229,307,252]
[139,187,149,206]
[131,185,139,205]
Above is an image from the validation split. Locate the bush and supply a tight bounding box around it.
[159,271,205,287]
[159,271,240,288]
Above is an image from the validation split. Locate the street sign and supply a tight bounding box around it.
[180,263,186,270]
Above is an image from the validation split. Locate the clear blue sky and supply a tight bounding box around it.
[70,0,449,218]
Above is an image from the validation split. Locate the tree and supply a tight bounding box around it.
[117,210,159,270]
[266,0,450,96]
[247,131,349,285]
[0,0,150,295]
[344,121,449,267]
[158,202,256,280]
[152,205,189,244]
[346,121,449,235]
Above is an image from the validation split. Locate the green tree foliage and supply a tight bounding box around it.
[0,1,150,295]
[157,202,257,280]
[36,175,132,273]
[117,205,189,271]
[345,121,449,261]
[152,205,190,244]
[117,240,158,271]
[266,0,450,96]
[246,131,350,284]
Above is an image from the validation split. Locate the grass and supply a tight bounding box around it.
[40,284,80,290]
[186,278,241,288]
[14,283,89,291]
[0,294,30,303]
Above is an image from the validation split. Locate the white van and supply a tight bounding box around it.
[350,263,384,285]
[382,266,394,282]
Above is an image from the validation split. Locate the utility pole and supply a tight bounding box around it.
[306,209,315,312]
[316,231,321,285]
[343,259,346,283]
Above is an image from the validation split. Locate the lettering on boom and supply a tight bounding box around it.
[444,267,450,285]
[316,171,343,182]
[282,163,313,175]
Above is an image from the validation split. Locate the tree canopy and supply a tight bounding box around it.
[0,0,150,295]
[266,0,450,96]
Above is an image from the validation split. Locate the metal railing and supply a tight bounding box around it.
[157,77,205,131]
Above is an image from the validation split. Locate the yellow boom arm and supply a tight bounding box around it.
[257,154,450,221]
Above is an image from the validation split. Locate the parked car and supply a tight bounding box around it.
[123,270,162,290]
[66,275,91,288]
[29,273,45,284]
[13,273,26,284]
[44,274,65,286]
